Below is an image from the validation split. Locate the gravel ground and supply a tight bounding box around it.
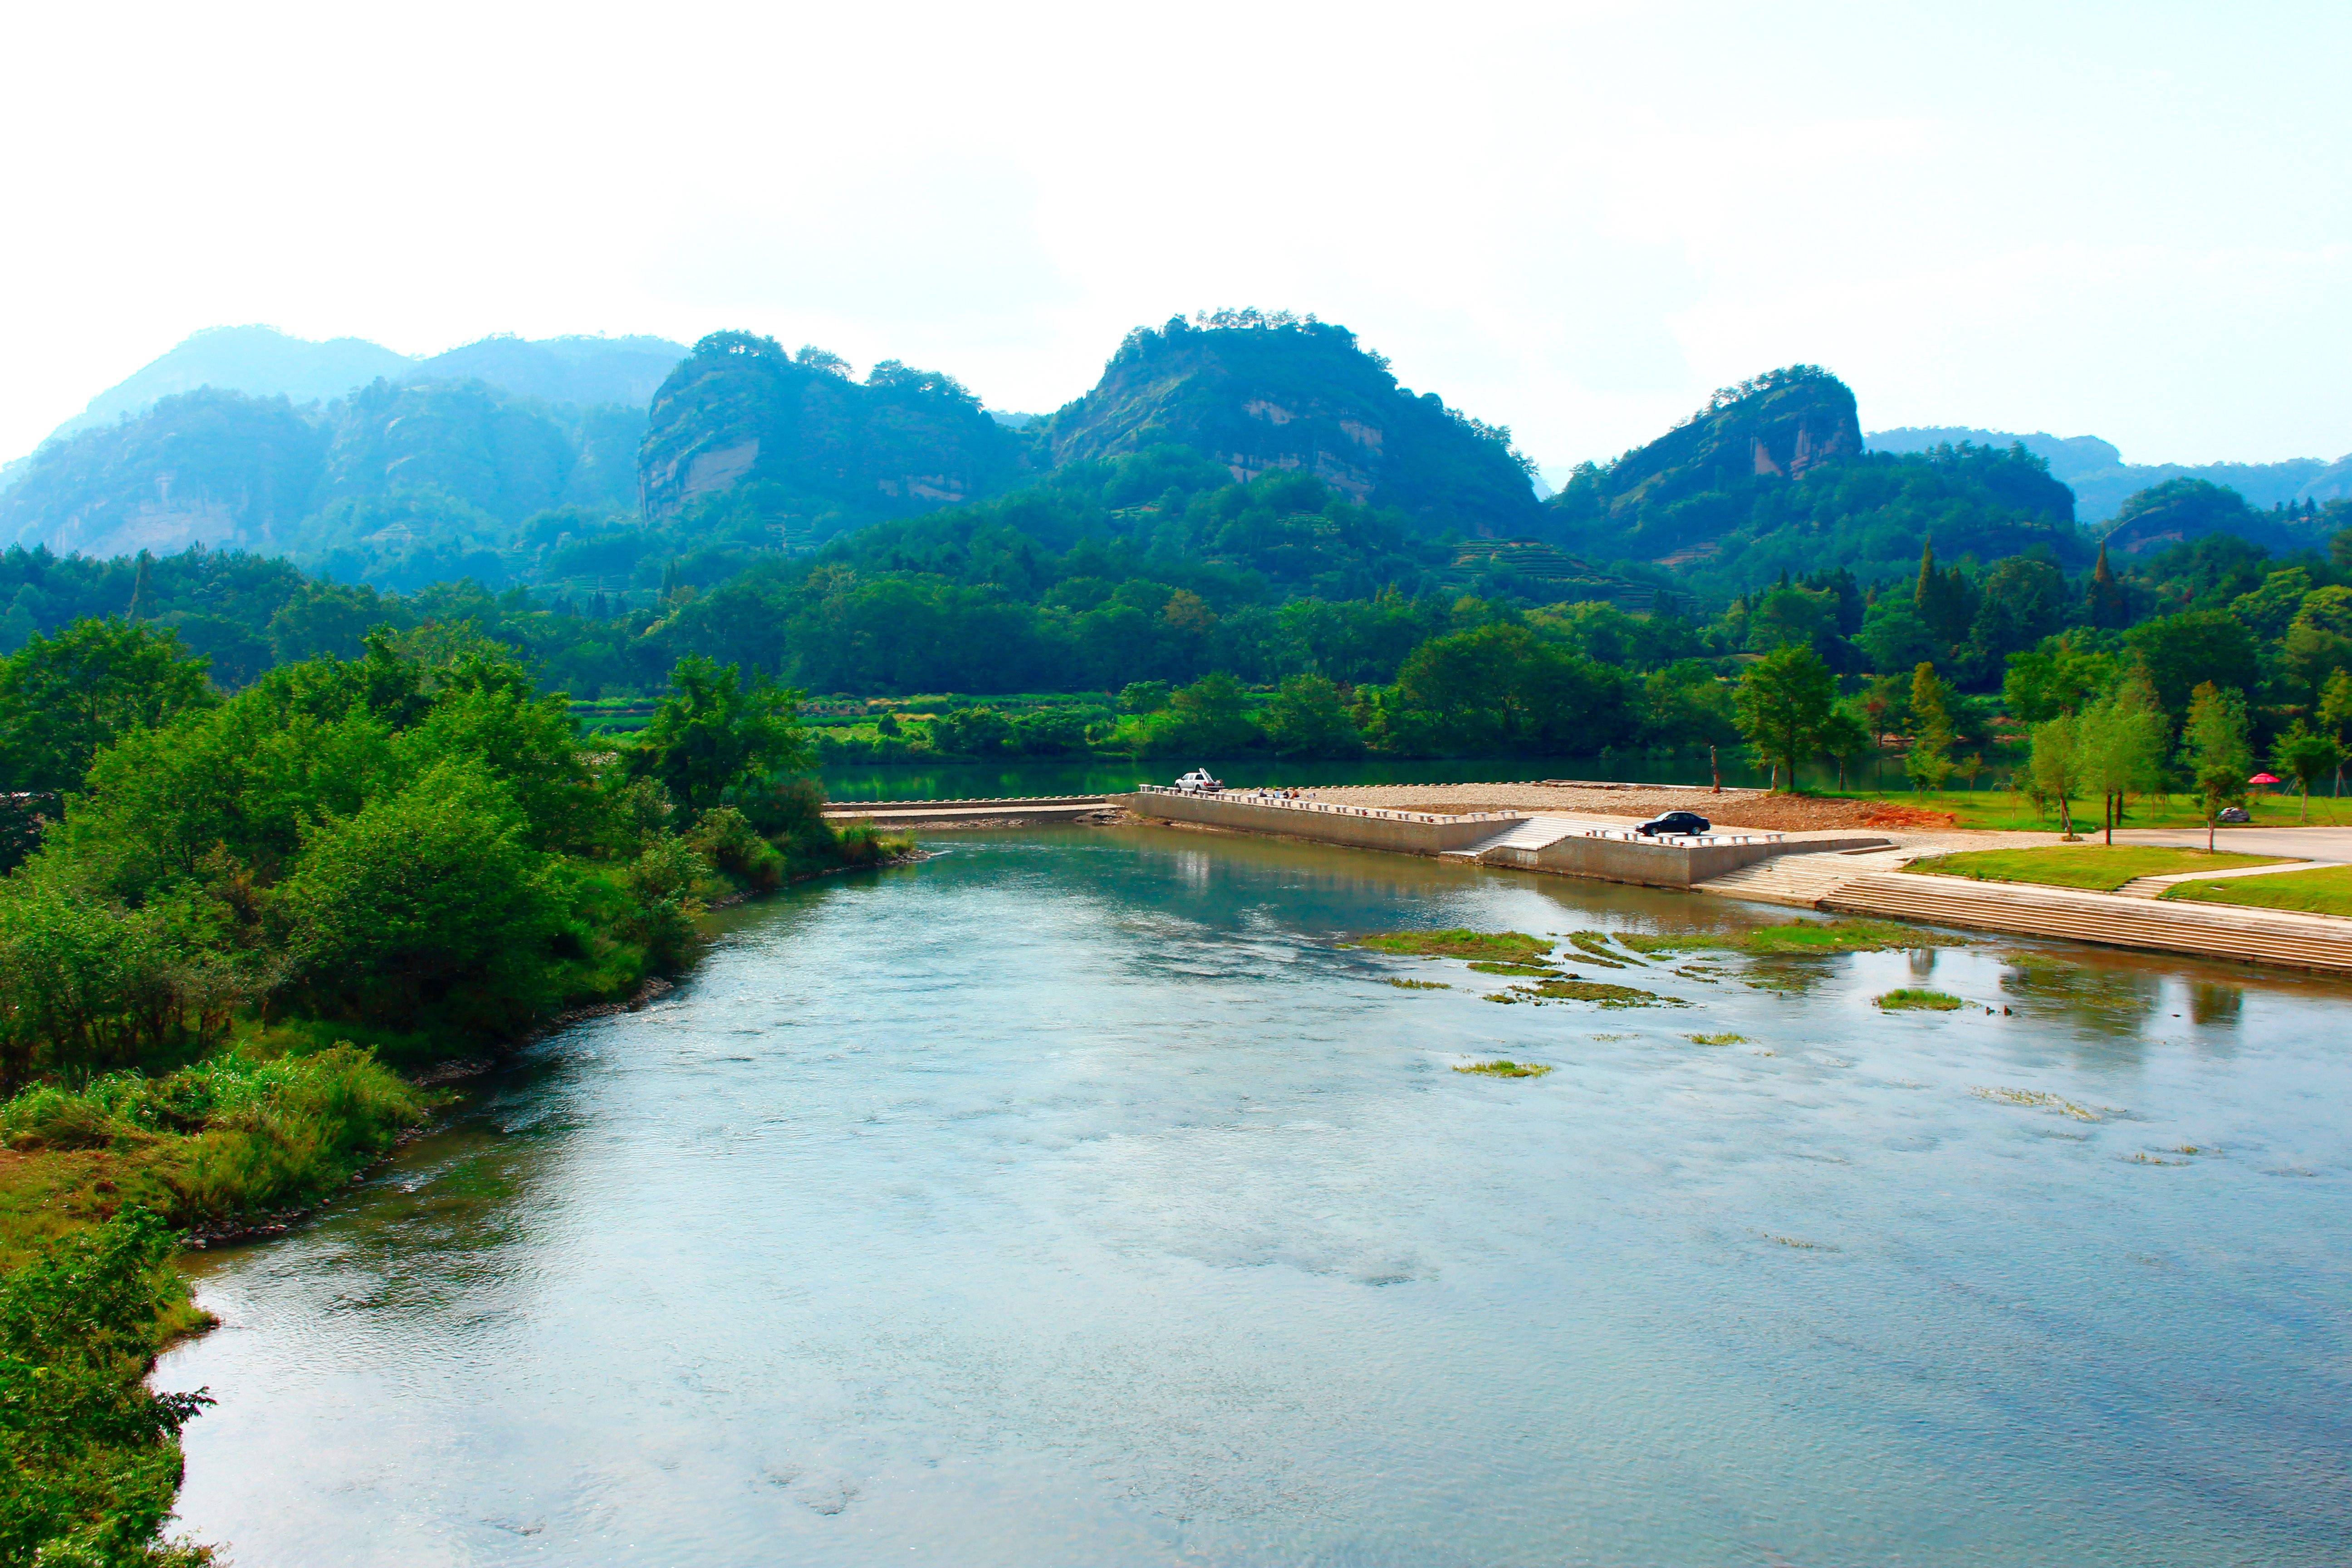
[1295,780,2019,836]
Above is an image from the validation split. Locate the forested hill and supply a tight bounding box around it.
[1037,312,1544,539]
[1546,367,2086,589]
[635,333,1032,538]
[0,382,642,587]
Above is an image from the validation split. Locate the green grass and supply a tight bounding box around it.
[1876,988,1965,1011]
[1911,844,2286,892]
[1686,1032,1748,1044]
[2161,863,2352,917]
[1562,931,1635,968]
[1454,1059,1552,1078]
[1352,929,1553,962]
[1619,919,1962,956]
[1384,978,1450,990]
[1493,978,1687,1008]
[1465,960,1557,976]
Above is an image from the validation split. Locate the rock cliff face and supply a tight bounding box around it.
[1038,315,1542,539]
[0,390,325,557]
[1562,367,1862,552]
[636,333,1029,533]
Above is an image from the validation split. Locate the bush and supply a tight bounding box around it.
[272,760,561,1032]
[0,1209,217,1566]
[686,806,783,891]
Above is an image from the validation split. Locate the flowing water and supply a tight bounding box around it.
[162,829,2352,1566]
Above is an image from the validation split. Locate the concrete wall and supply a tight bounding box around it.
[1516,832,1891,889]
[1121,792,1524,855]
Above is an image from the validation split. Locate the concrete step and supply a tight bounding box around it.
[1824,871,2352,974]
[1694,848,1914,908]
[1443,814,1586,858]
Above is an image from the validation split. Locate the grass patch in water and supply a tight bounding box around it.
[1876,988,1965,1011]
[1352,929,1552,962]
[1566,931,1637,967]
[1383,978,1450,990]
[1620,920,1960,956]
[1454,1059,1552,1078]
[1975,1086,2102,1121]
[1686,1032,1748,1045]
[1495,977,1687,1008]
[1466,961,1558,977]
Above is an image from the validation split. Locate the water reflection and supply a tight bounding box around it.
[163,828,2352,1568]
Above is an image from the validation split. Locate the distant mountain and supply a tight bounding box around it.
[1866,425,2352,523]
[637,333,1031,536]
[1547,368,2085,587]
[2097,477,2335,556]
[50,327,413,444]
[30,325,689,453]
[1037,312,1544,539]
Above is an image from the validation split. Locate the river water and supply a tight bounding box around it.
[161,828,2352,1566]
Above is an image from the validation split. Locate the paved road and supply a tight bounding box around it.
[2111,825,2352,862]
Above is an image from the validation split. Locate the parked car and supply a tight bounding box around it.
[1636,810,1712,838]
[2217,806,2251,824]
[1174,769,1224,794]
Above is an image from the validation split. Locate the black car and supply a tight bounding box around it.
[1636,810,1711,838]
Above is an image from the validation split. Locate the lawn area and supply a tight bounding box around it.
[1825,789,2352,833]
[1909,845,2288,892]
[2161,864,2352,918]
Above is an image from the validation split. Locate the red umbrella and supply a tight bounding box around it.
[2249,772,2281,785]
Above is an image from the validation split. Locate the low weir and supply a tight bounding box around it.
[1121,786,1890,891]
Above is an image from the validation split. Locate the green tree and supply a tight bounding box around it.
[1904,662,1955,792]
[2001,635,2115,725]
[2076,666,2171,843]
[2125,610,2261,718]
[272,760,561,1031]
[1732,644,1835,790]
[1816,704,1872,791]
[1259,675,1364,759]
[0,620,216,795]
[1140,672,1261,758]
[2269,720,2342,824]
[629,655,812,816]
[2319,667,2352,797]
[2026,714,2085,837]
[0,1209,214,1566]
[2180,681,2252,851]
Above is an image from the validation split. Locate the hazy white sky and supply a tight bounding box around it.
[4,1,2347,471]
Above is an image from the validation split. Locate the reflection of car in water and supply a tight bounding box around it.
[1175,769,1224,794]
[1636,810,1712,838]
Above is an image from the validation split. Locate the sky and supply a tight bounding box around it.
[3,1,2348,474]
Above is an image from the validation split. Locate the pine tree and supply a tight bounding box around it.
[2086,541,2125,629]
[126,549,154,621]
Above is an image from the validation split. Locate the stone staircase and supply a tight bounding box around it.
[2112,861,2319,899]
[1443,815,1586,859]
[1823,871,2352,974]
[1692,847,1915,908]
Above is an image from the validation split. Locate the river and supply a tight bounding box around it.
[160,828,2352,1565]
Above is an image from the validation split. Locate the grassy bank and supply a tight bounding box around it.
[2163,864,2352,917]
[1909,845,2287,892]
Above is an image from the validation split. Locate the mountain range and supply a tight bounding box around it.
[4,319,2347,603]
[1865,425,2352,523]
